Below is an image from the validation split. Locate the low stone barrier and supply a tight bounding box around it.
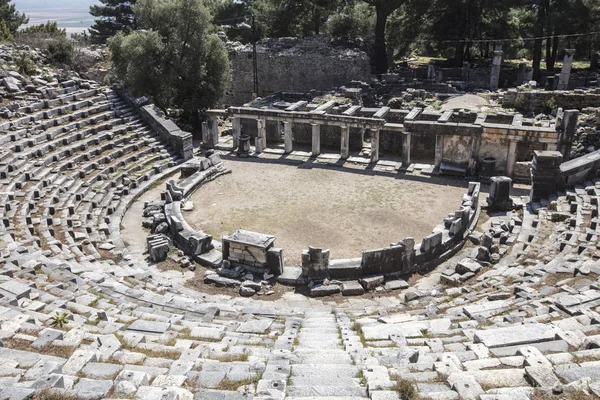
[161,153,231,266]
[285,182,481,284]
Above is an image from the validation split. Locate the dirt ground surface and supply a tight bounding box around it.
[186,158,469,266]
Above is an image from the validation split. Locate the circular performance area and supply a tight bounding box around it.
[186,158,469,265]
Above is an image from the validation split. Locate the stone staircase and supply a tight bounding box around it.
[287,312,368,399]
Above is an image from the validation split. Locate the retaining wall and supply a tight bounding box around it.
[115,85,194,161]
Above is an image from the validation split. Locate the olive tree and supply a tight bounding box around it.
[109,0,231,127]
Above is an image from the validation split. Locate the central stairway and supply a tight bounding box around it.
[287,311,368,399]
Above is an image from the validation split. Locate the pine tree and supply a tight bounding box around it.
[90,0,136,43]
[0,0,28,33]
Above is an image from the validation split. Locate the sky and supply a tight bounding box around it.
[12,0,101,29]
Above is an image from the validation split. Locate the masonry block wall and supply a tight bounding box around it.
[225,36,371,106]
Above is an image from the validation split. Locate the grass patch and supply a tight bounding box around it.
[356,370,367,386]
[395,378,418,400]
[530,389,595,400]
[33,389,81,400]
[217,353,249,362]
[216,377,259,391]
[115,333,181,359]
[3,338,76,358]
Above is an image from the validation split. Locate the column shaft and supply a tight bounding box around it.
[311,124,321,156]
[340,126,350,159]
[283,121,293,154]
[371,129,380,163]
[506,140,518,177]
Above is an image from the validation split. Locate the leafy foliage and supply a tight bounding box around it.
[109,0,231,126]
[15,51,35,75]
[49,312,69,328]
[90,0,137,43]
[21,21,66,35]
[0,0,28,33]
[47,37,74,65]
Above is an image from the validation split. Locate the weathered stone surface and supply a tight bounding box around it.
[474,324,558,348]
[341,281,365,296]
[127,320,170,334]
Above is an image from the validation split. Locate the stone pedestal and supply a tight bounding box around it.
[490,46,503,91]
[301,247,330,281]
[530,151,564,202]
[237,135,251,158]
[487,176,514,210]
[557,49,575,90]
[311,124,321,156]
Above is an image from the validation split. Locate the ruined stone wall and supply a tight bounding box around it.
[225,36,371,106]
[503,89,600,113]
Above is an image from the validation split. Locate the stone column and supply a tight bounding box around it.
[311,124,321,156]
[231,117,241,148]
[557,49,575,90]
[468,135,482,176]
[340,126,350,159]
[371,128,380,163]
[283,121,293,154]
[256,118,266,153]
[202,118,219,148]
[490,45,503,91]
[506,140,518,177]
[401,133,411,167]
[434,135,443,170]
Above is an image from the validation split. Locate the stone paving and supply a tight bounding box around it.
[1,45,600,400]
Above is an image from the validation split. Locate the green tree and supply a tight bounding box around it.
[362,0,408,74]
[0,0,28,33]
[326,2,375,46]
[250,0,340,39]
[109,0,231,127]
[90,0,137,43]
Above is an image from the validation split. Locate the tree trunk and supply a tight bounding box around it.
[374,6,388,74]
[545,37,552,69]
[532,0,546,82]
[533,39,543,81]
[549,36,559,71]
[454,41,464,67]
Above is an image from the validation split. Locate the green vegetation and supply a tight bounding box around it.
[0,0,28,34]
[109,0,231,128]
[49,311,70,328]
[21,21,65,35]
[90,0,137,43]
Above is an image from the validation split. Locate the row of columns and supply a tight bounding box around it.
[232,117,383,163]
[231,117,541,177]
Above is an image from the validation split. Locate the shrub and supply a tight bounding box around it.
[15,51,36,75]
[21,21,66,36]
[47,36,74,65]
[49,312,69,328]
